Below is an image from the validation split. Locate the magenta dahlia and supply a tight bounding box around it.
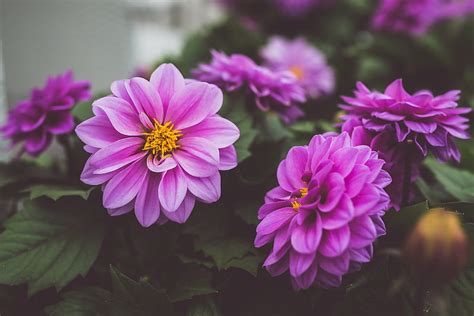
[76,64,240,227]
[340,79,471,209]
[193,50,306,124]
[255,132,391,290]
[1,70,91,156]
[372,0,474,35]
[261,37,335,99]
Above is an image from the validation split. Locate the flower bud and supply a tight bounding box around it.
[403,208,469,287]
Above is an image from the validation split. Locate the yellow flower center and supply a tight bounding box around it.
[291,200,301,210]
[299,187,308,197]
[142,120,182,158]
[289,66,304,80]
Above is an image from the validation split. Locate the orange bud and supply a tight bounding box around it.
[403,208,469,287]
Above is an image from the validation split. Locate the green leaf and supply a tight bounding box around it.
[221,254,263,277]
[233,200,259,225]
[425,158,474,202]
[28,184,93,201]
[109,265,174,315]
[168,264,217,302]
[429,270,474,316]
[383,201,430,245]
[197,237,252,269]
[260,113,291,142]
[44,287,112,316]
[0,199,106,295]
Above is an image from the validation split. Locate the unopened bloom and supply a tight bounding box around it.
[404,208,468,286]
[372,0,474,35]
[1,71,91,156]
[261,37,335,99]
[193,50,306,124]
[255,132,391,290]
[76,64,240,227]
[340,79,470,209]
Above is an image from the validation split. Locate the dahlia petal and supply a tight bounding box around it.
[395,122,410,142]
[218,145,238,171]
[46,112,74,134]
[350,126,372,146]
[315,269,342,288]
[345,165,370,197]
[158,166,187,212]
[264,243,291,266]
[318,252,350,276]
[93,96,143,136]
[352,185,380,216]
[186,172,221,203]
[373,170,392,188]
[266,255,289,277]
[150,63,185,109]
[76,115,122,148]
[256,207,295,235]
[182,115,239,148]
[103,159,148,209]
[349,215,377,248]
[320,194,354,230]
[255,232,275,248]
[135,172,161,227]
[310,137,332,171]
[332,147,358,177]
[319,173,345,212]
[108,200,134,216]
[443,125,470,139]
[265,186,291,203]
[173,137,219,177]
[146,155,177,173]
[372,111,405,121]
[81,157,118,185]
[318,226,350,258]
[25,130,51,155]
[384,79,409,100]
[285,146,308,189]
[277,160,295,192]
[258,201,291,220]
[111,79,134,105]
[289,250,315,277]
[349,245,373,263]
[162,193,195,223]
[126,77,164,122]
[290,213,322,254]
[405,120,437,134]
[292,261,318,290]
[90,137,145,174]
[273,224,291,253]
[166,82,223,129]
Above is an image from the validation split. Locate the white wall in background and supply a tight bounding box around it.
[0,0,222,106]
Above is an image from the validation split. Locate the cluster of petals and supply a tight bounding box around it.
[260,36,335,99]
[1,70,91,156]
[76,64,240,227]
[372,0,474,35]
[193,50,306,124]
[255,132,391,290]
[340,79,471,209]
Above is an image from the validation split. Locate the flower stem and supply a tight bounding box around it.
[58,135,74,176]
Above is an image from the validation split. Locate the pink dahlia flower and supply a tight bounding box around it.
[76,64,240,227]
[261,37,335,99]
[193,50,306,124]
[372,0,474,35]
[340,79,471,209]
[1,70,91,156]
[255,132,391,290]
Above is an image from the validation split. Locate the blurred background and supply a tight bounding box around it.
[0,0,222,122]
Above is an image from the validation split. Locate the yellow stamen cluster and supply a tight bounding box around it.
[289,66,304,80]
[143,120,182,158]
[299,187,308,197]
[291,187,308,211]
[291,200,301,210]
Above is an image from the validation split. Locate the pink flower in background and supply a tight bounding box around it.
[76,64,240,227]
[255,132,391,290]
[372,0,474,35]
[261,37,335,99]
[1,70,91,157]
[340,79,471,209]
[193,50,306,124]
